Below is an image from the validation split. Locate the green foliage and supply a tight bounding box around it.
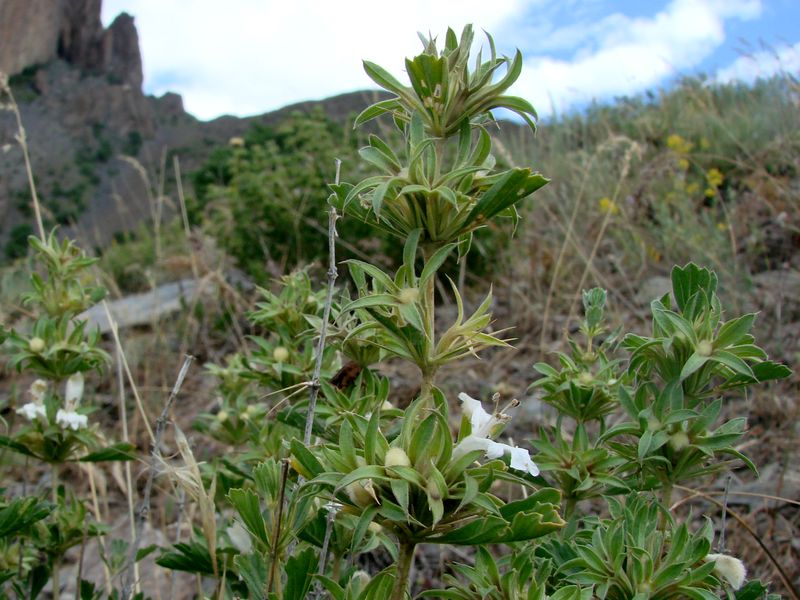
[189,109,376,278]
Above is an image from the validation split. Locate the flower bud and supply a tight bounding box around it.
[273,346,289,363]
[426,479,442,501]
[216,410,229,423]
[646,417,661,432]
[28,337,45,353]
[345,480,378,507]
[367,521,383,534]
[696,340,713,357]
[384,447,411,468]
[351,570,371,590]
[578,372,593,386]
[669,431,690,451]
[397,287,419,305]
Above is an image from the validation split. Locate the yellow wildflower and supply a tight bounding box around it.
[706,168,723,188]
[666,134,693,154]
[678,158,689,171]
[598,197,619,215]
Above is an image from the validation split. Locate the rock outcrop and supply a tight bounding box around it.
[0,0,381,253]
[0,0,141,85]
[0,0,63,78]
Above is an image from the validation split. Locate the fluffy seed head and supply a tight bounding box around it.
[706,553,746,590]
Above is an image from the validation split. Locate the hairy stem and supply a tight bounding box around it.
[390,541,416,600]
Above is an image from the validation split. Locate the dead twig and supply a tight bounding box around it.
[121,355,194,600]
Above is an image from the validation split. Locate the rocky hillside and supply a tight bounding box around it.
[0,0,382,254]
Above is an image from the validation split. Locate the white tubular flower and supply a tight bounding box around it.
[706,553,747,590]
[16,379,48,421]
[453,393,539,477]
[64,373,84,411]
[56,373,88,430]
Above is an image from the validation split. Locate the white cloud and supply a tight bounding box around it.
[514,0,762,117]
[715,42,800,83]
[101,0,525,119]
[102,0,773,121]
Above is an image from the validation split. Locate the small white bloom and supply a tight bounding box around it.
[56,409,88,430]
[706,553,746,590]
[17,402,46,421]
[16,380,48,422]
[64,373,84,411]
[454,393,539,477]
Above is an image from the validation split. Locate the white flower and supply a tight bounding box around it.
[56,373,88,430]
[64,373,84,411]
[17,402,47,421]
[453,393,539,477]
[56,409,88,430]
[16,379,48,422]
[706,553,747,590]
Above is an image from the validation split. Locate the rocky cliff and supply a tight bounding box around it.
[0,0,379,254]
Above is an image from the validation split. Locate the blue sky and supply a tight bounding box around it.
[101,0,800,121]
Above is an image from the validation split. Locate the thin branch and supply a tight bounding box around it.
[304,159,341,445]
[121,355,194,600]
[312,502,341,598]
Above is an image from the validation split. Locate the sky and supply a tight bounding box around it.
[100,0,800,122]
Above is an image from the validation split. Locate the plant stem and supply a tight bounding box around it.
[304,159,341,446]
[390,540,416,600]
[51,464,60,599]
[564,496,577,520]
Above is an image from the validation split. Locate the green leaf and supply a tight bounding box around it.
[284,548,318,600]
[0,497,51,537]
[671,263,717,313]
[363,61,408,97]
[235,553,268,600]
[714,313,755,348]
[228,488,270,548]
[463,169,548,230]
[711,350,755,379]
[155,539,216,575]
[680,352,709,381]
[79,442,137,462]
[0,435,38,459]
